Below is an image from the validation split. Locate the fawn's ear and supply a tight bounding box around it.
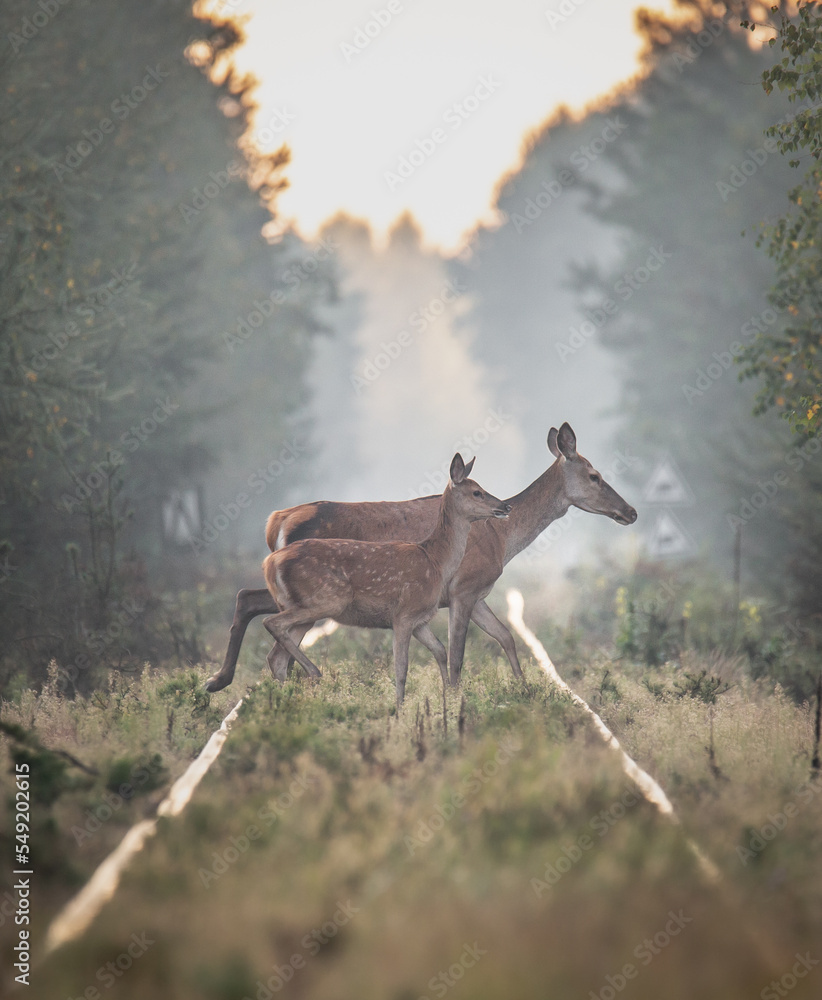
[556,422,577,460]
[463,456,475,478]
[547,427,560,458]
[450,453,468,484]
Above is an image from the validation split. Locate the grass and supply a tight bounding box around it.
[1,607,821,999]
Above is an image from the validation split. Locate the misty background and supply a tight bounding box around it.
[1,0,819,690]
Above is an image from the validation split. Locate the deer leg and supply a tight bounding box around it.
[447,601,473,686]
[470,599,524,680]
[205,588,278,692]
[413,623,448,687]
[262,614,323,679]
[267,624,311,682]
[393,622,415,710]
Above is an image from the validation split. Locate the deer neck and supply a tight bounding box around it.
[420,495,473,585]
[501,461,570,563]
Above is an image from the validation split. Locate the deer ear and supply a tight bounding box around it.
[463,456,475,478]
[450,453,467,484]
[556,422,577,460]
[547,428,560,458]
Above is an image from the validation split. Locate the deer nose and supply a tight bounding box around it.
[626,507,637,524]
[493,503,512,518]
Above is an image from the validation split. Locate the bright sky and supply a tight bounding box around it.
[200,0,679,253]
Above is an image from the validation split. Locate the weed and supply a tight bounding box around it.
[673,669,730,705]
[0,609,819,1000]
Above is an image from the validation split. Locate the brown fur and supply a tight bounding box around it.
[258,456,509,709]
[205,424,636,694]
[265,498,439,552]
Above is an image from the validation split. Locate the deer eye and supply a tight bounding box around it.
[473,490,482,497]
[589,473,601,483]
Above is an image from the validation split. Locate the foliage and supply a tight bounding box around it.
[454,0,822,615]
[0,1,331,690]
[614,584,685,667]
[0,632,820,999]
[672,668,730,704]
[546,553,822,705]
[106,753,168,796]
[585,1,795,569]
[738,2,822,438]
[527,0,822,619]
[0,718,76,807]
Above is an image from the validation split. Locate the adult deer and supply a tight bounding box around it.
[258,454,510,709]
[205,423,636,692]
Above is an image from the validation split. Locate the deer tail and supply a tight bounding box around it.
[265,510,287,552]
[261,552,284,603]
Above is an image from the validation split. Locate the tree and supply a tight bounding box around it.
[456,0,805,597]
[739,2,822,439]
[0,1,329,686]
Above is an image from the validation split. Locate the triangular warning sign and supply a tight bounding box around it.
[646,511,694,559]
[642,458,694,505]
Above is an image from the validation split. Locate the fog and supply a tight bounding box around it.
[304,214,526,504]
[4,0,819,686]
[293,110,642,576]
